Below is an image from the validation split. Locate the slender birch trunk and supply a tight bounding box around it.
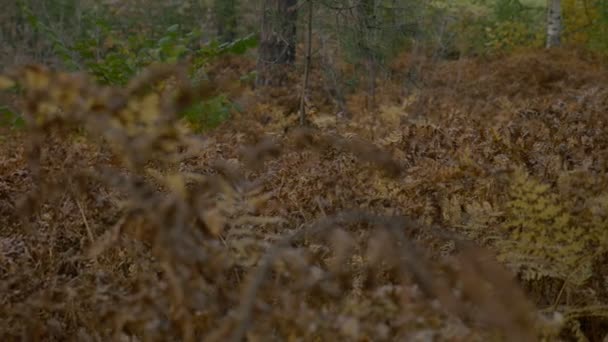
[546,0,562,48]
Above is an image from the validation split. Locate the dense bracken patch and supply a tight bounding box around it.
[1,50,608,341]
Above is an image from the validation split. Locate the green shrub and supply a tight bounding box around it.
[12,2,259,131]
[181,94,237,132]
[0,105,24,129]
[453,0,545,56]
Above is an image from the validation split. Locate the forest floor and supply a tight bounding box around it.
[2,49,608,341]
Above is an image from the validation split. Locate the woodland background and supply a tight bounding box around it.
[2,0,608,341]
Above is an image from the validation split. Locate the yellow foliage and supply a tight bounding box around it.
[562,0,608,49]
[0,75,15,90]
[485,20,544,52]
[497,167,596,286]
[24,66,50,90]
[562,0,594,44]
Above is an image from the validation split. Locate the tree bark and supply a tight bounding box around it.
[256,0,298,87]
[357,0,377,113]
[546,0,562,48]
[215,0,238,43]
[299,0,313,125]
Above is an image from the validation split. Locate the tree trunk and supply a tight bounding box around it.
[256,0,298,87]
[215,0,238,43]
[357,0,377,113]
[546,0,562,48]
[299,0,313,126]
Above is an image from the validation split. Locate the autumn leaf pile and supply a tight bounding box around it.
[1,49,608,341]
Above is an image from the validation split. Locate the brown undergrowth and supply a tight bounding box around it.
[1,50,608,341]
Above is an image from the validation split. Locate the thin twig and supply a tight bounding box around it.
[75,197,95,243]
[219,233,242,284]
[315,196,327,217]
